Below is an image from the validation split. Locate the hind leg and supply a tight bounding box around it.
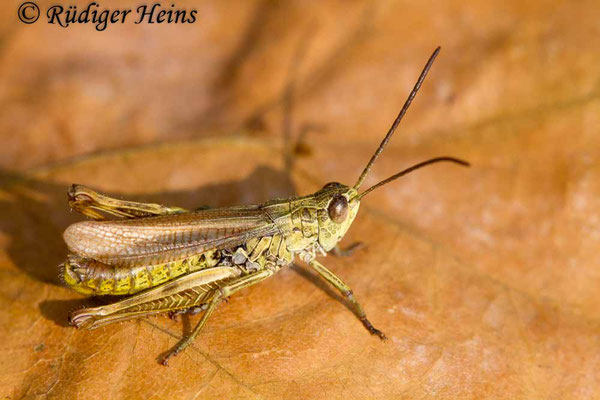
[68,184,187,220]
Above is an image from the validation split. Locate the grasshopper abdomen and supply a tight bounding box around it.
[60,250,220,295]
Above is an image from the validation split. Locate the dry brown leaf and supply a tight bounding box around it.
[2,0,600,399]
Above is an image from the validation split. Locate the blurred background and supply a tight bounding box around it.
[3,0,596,171]
[2,1,600,399]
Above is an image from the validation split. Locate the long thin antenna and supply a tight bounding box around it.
[354,46,441,189]
[357,157,469,199]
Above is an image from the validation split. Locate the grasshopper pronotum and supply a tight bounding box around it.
[59,47,469,365]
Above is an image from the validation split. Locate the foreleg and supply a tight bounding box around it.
[308,259,386,340]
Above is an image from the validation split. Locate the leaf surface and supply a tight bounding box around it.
[1,1,600,398]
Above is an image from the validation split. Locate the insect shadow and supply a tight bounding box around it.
[0,165,299,326]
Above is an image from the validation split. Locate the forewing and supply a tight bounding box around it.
[63,206,280,267]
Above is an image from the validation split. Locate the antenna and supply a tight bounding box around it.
[357,157,469,199]
[354,47,441,189]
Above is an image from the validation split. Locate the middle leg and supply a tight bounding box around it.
[160,268,275,365]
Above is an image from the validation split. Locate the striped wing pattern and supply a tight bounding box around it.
[63,206,280,267]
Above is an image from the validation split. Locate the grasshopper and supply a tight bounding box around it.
[59,47,469,365]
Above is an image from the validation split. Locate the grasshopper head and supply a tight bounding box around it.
[314,182,361,251]
[314,47,470,253]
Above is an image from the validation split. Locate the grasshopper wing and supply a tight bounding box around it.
[63,206,280,267]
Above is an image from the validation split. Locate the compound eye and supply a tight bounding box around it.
[328,195,348,223]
